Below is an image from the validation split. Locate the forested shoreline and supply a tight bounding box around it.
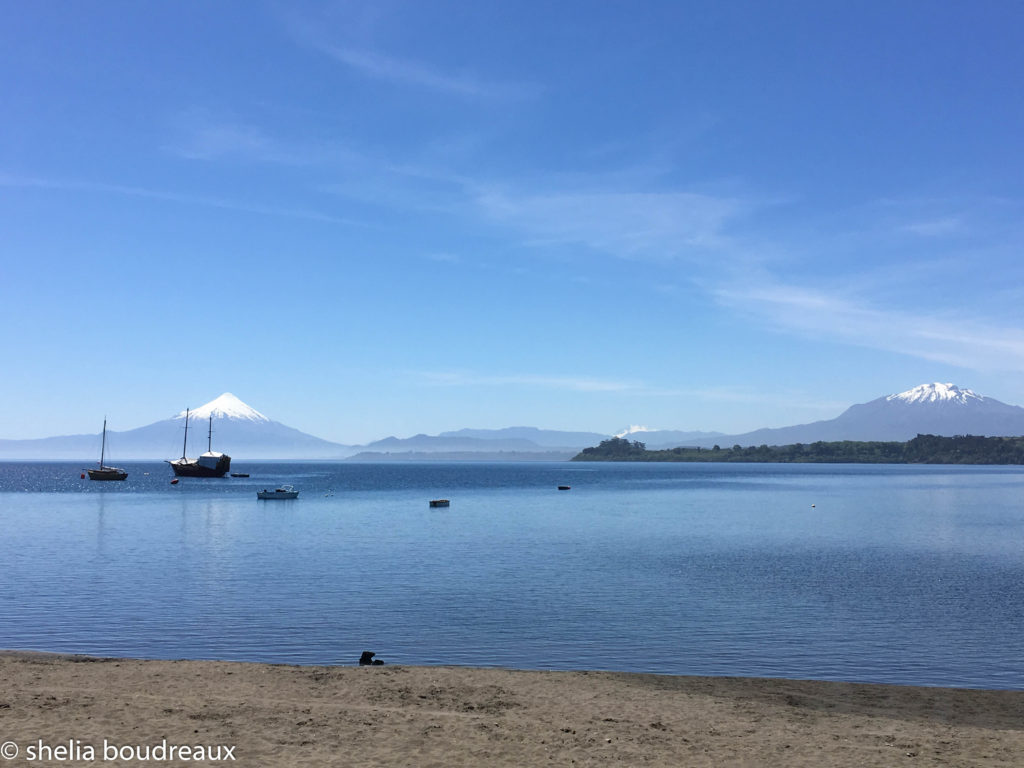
[572,434,1024,464]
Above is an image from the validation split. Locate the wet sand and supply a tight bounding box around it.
[1,651,1022,766]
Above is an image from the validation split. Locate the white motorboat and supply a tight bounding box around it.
[257,485,299,500]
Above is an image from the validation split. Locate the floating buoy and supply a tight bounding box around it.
[80,473,85,479]
[171,478,179,485]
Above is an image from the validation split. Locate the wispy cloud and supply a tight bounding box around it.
[166,111,365,167]
[684,384,851,416]
[715,277,1024,373]
[160,106,753,268]
[473,187,748,261]
[899,216,963,237]
[319,45,539,100]
[0,173,356,225]
[285,6,539,102]
[415,369,853,426]
[322,159,753,268]
[169,120,274,161]
[152,105,1024,388]
[416,370,643,393]
[424,252,461,264]
[874,194,1024,243]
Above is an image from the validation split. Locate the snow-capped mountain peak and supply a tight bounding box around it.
[886,382,984,406]
[175,393,270,422]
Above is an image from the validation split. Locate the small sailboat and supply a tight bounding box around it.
[87,419,127,481]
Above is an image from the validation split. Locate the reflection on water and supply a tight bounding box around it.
[1,461,1023,688]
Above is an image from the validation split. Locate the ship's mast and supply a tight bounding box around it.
[100,418,107,468]
[181,408,190,460]
[207,414,213,452]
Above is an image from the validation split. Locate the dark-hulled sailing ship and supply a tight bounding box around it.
[167,408,231,477]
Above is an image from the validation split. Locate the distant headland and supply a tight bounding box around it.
[572,434,1024,464]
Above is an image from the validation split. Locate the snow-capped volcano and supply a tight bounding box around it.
[615,425,652,438]
[710,382,1024,446]
[887,382,985,406]
[0,394,352,459]
[175,393,269,423]
[612,425,728,448]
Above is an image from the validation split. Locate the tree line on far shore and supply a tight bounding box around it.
[571,434,1024,464]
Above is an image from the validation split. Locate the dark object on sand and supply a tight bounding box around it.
[359,651,384,666]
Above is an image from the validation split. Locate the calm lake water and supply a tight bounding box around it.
[1,461,1022,689]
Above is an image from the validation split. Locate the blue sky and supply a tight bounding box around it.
[3,1,1024,444]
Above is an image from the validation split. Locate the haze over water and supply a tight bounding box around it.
[2,461,1022,689]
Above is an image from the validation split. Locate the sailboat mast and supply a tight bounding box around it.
[208,415,213,452]
[182,408,190,460]
[100,418,107,468]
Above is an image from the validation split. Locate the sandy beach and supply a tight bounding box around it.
[1,652,1021,767]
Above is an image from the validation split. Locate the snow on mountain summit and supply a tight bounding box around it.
[175,393,270,423]
[886,382,984,406]
[615,425,652,438]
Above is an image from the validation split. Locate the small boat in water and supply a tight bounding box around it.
[230,472,249,478]
[167,409,231,478]
[257,485,299,500]
[429,499,450,508]
[87,419,127,481]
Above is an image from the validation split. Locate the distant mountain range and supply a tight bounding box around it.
[0,394,353,461]
[349,427,609,461]
[613,428,729,450]
[2,383,1024,461]
[691,382,1024,448]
